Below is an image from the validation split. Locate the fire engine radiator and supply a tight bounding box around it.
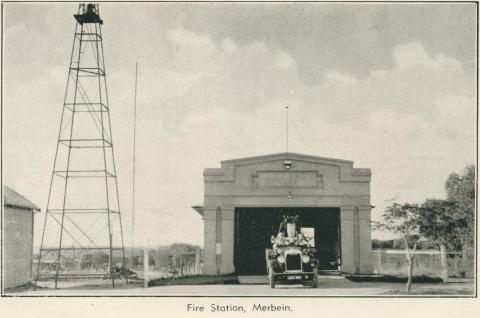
[285,254,301,271]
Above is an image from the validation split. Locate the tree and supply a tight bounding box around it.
[91,252,109,270]
[81,254,94,270]
[392,236,418,249]
[372,239,394,249]
[416,199,461,281]
[445,165,475,250]
[374,202,421,292]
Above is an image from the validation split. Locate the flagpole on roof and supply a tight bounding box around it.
[286,106,289,154]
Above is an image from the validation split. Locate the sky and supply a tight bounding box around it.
[2,2,477,248]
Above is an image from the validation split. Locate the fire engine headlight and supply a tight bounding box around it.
[301,255,310,263]
[277,255,285,263]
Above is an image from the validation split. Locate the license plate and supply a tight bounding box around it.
[287,275,302,280]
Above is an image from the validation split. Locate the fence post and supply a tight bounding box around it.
[195,249,201,275]
[144,238,149,288]
[180,256,184,277]
[377,249,383,274]
[440,244,448,282]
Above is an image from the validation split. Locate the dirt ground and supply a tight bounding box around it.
[5,276,474,297]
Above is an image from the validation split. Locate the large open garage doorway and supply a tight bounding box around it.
[234,207,340,275]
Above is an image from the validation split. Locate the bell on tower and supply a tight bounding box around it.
[74,3,103,25]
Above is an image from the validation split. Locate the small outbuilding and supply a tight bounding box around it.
[3,186,40,289]
[193,153,373,276]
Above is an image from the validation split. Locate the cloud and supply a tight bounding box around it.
[81,32,478,243]
[392,42,464,72]
[274,51,296,69]
[324,71,358,85]
[165,28,219,73]
[222,38,238,54]
[393,41,435,69]
[302,41,473,128]
[3,15,475,246]
[139,34,474,241]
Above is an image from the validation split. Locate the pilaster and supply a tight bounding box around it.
[340,206,355,273]
[221,208,235,274]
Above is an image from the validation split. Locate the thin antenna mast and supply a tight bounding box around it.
[131,63,138,266]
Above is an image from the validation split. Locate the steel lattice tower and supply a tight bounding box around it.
[35,3,126,288]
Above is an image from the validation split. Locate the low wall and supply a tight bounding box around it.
[371,249,474,278]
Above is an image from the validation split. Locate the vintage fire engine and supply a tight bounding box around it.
[265,215,319,288]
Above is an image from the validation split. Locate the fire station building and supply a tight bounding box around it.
[193,152,373,276]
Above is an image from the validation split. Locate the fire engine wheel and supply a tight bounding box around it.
[312,266,319,288]
[266,260,275,288]
[269,273,275,288]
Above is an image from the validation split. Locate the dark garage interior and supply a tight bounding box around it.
[234,207,341,275]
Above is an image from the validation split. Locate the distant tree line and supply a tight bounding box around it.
[372,238,437,249]
[128,243,202,271]
[35,243,203,274]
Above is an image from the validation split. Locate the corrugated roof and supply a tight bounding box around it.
[3,186,41,212]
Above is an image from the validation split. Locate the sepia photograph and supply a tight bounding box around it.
[1,0,477,299]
